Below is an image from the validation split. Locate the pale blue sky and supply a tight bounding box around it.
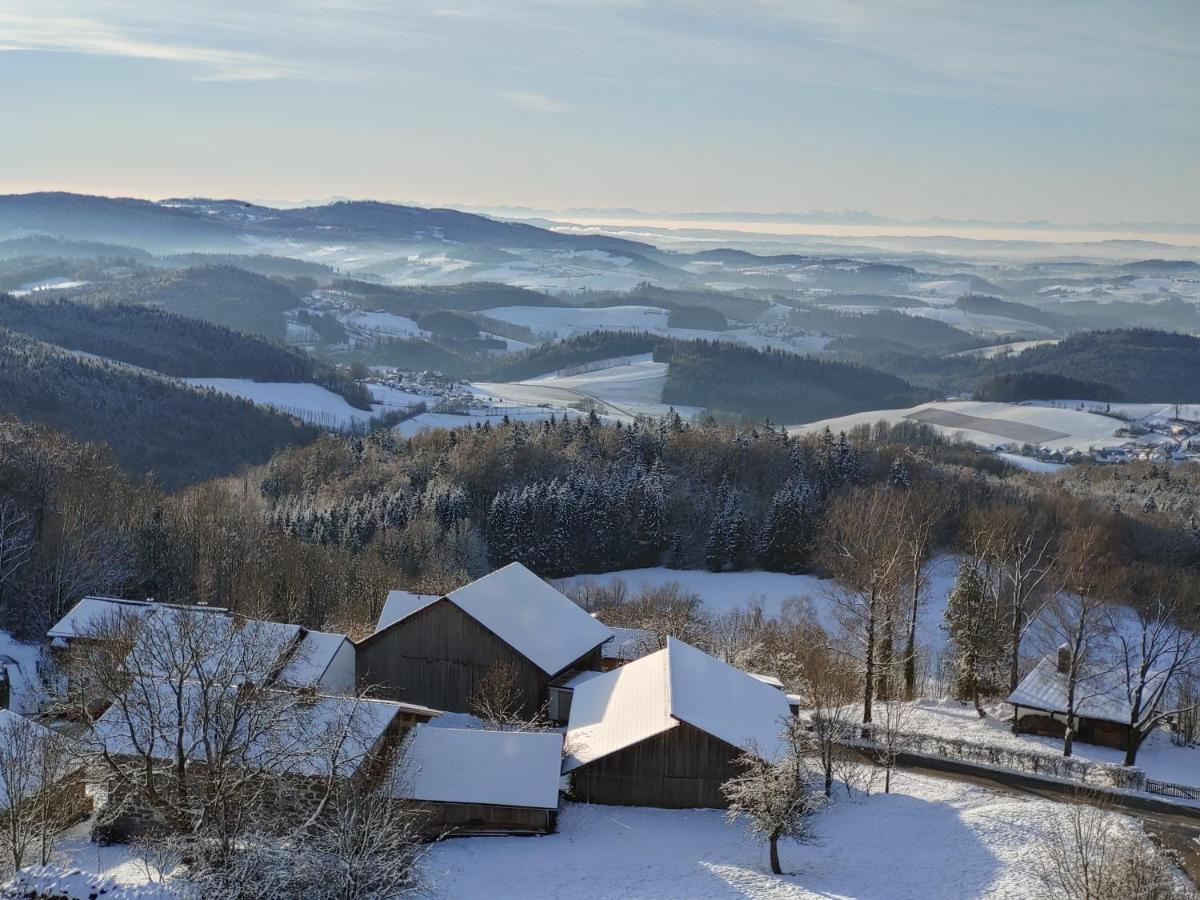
[1,1,1197,222]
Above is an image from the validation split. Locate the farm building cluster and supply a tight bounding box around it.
[9,562,797,844]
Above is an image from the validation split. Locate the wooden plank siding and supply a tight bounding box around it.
[412,801,556,837]
[355,599,603,719]
[568,721,743,809]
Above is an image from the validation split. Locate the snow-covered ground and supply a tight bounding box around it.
[951,339,1060,359]
[184,379,435,429]
[892,699,1200,788]
[479,305,830,356]
[340,311,428,338]
[792,400,1131,453]
[393,407,592,438]
[896,306,1054,337]
[422,773,1096,899]
[994,451,1067,473]
[1023,399,1200,426]
[11,277,89,297]
[556,556,960,655]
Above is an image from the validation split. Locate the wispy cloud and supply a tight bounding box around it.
[0,12,296,80]
[499,90,568,113]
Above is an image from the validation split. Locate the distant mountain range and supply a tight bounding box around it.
[0,192,658,255]
[460,204,1200,234]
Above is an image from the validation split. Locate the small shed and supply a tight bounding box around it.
[356,563,613,720]
[563,638,791,809]
[1007,647,1137,749]
[399,726,562,835]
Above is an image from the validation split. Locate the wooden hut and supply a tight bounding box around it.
[562,638,791,809]
[399,726,562,835]
[356,563,613,720]
[1007,646,1136,749]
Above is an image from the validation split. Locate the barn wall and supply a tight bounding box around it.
[568,722,742,809]
[355,601,551,719]
[412,801,556,836]
[1013,708,1130,750]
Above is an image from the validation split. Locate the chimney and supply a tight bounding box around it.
[1056,644,1071,675]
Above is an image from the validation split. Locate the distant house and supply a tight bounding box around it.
[1007,646,1139,749]
[0,710,89,825]
[357,563,613,720]
[47,597,357,695]
[399,726,562,835]
[562,638,791,808]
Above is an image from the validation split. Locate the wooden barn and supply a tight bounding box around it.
[562,638,791,809]
[356,563,613,720]
[1007,646,1136,749]
[48,597,358,695]
[399,726,562,836]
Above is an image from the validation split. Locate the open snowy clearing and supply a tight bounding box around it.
[184,379,435,429]
[556,556,960,655]
[791,400,1131,453]
[897,306,1055,336]
[951,339,1060,359]
[422,773,1092,899]
[393,407,593,438]
[1023,399,1200,426]
[894,699,1200,788]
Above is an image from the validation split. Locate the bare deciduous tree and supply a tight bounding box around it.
[0,713,77,876]
[821,486,909,724]
[722,724,824,876]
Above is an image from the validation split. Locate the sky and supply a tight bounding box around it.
[0,0,1197,223]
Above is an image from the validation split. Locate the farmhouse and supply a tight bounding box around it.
[356,563,613,719]
[562,638,791,809]
[91,685,438,841]
[1007,646,1135,749]
[47,597,357,695]
[399,726,562,836]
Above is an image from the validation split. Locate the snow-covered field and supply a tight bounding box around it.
[994,451,1067,473]
[792,400,1130,453]
[951,339,1060,359]
[1023,399,1200,426]
[556,556,960,655]
[11,276,89,297]
[422,774,1087,899]
[897,306,1054,336]
[894,699,1200,788]
[479,305,830,356]
[184,379,436,429]
[393,407,592,438]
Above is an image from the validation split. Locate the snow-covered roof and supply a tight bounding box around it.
[95,684,419,777]
[278,629,351,687]
[444,563,613,675]
[563,638,790,772]
[1007,654,1151,725]
[600,624,655,662]
[376,590,441,633]
[401,727,562,809]
[47,597,161,640]
[748,673,785,690]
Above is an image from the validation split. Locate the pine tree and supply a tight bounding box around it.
[943,560,1002,717]
[888,458,910,490]
[705,475,733,572]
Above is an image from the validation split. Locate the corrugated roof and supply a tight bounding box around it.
[446,563,613,675]
[401,727,563,809]
[376,590,441,633]
[562,638,791,773]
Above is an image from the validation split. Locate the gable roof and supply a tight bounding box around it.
[371,564,613,675]
[562,637,790,772]
[400,727,562,809]
[376,590,441,633]
[0,711,72,812]
[1007,653,1156,726]
[278,629,352,688]
[94,684,423,777]
[48,596,184,641]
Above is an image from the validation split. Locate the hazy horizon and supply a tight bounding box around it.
[2,1,1197,224]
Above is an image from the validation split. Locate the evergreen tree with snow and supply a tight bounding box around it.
[944,560,1003,717]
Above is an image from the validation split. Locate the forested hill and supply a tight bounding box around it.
[0,330,318,488]
[849,328,1200,402]
[69,264,302,340]
[656,340,936,423]
[0,295,315,380]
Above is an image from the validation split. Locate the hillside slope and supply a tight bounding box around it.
[0,330,318,487]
